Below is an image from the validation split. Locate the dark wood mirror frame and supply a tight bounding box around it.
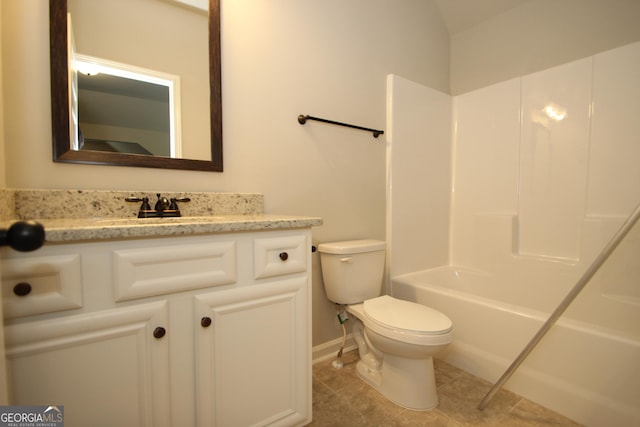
[49,0,223,171]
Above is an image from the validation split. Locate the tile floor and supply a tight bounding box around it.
[309,351,583,426]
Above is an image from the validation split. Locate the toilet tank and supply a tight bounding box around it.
[317,240,386,304]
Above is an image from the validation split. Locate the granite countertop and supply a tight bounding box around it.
[5,214,323,243]
[0,189,322,243]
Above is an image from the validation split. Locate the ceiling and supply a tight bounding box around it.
[433,0,530,35]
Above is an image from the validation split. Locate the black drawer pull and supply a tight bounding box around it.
[13,282,32,297]
[279,252,289,261]
[201,317,212,328]
[153,327,166,339]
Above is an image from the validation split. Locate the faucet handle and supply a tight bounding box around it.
[169,197,191,212]
[125,196,151,211]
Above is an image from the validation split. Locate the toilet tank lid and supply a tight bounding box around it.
[317,239,385,254]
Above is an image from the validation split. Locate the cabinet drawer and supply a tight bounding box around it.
[114,240,237,301]
[1,254,83,319]
[254,234,307,279]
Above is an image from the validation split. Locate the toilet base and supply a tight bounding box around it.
[355,353,438,411]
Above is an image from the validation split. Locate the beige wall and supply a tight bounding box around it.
[0,0,449,347]
[0,1,5,188]
[451,0,640,95]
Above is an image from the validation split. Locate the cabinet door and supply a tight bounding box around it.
[5,301,170,427]
[194,278,311,427]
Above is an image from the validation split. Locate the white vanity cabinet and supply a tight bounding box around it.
[0,228,313,427]
[3,300,171,426]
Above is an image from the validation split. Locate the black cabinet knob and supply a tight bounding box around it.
[153,327,166,339]
[0,221,45,252]
[13,282,32,297]
[279,252,289,261]
[201,317,212,328]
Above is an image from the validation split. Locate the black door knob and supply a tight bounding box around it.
[0,221,45,252]
[201,317,212,328]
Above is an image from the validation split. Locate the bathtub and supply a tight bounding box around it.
[392,266,640,427]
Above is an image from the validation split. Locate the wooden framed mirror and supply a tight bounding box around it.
[49,0,222,171]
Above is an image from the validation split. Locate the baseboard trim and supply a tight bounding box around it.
[312,334,357,364]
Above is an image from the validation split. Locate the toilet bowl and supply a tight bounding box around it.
[347,296,453,410]
[317,240,454,410]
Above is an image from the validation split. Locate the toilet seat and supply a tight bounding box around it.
[353,296,453,346]
[365,295,453,334]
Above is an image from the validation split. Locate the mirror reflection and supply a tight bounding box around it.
[50,0,223,171]
[75,55,179,157]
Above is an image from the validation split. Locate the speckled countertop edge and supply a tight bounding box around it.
[0,190,322,243]
[8,214,323,243]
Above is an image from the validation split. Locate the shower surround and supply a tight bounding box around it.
[386,41,640,426]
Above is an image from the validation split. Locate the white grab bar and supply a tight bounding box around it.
[478,201,640,410]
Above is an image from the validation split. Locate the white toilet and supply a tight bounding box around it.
[317,239,453,410]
